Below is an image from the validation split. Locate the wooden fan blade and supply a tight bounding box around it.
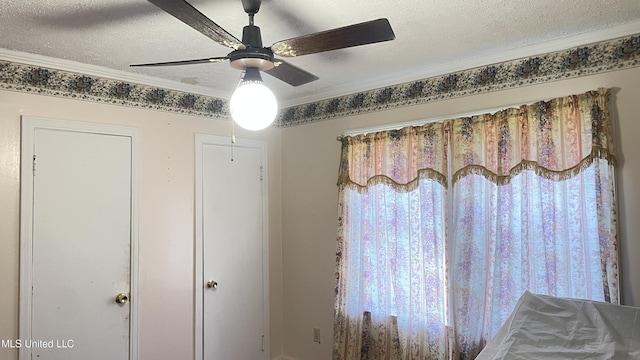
[130,57,229,67]
[147,0,245,50]
[270,18,395,57]
[264,59,319,86]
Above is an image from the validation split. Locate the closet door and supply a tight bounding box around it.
[195,135,269,360]
[20,117,139,360]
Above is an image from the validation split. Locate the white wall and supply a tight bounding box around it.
[0,90,284,360]
[280,67,640,360]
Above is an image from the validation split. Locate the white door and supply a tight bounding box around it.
[195,135,269,360]
[20,118,139,360]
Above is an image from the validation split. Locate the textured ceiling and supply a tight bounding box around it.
[1,0,639,107]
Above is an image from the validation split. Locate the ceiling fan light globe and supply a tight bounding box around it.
[230,81,278,131]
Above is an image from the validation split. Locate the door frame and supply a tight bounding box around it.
[194,134,270,360]
[19,116,140,360]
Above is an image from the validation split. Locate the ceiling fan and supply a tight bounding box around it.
[131,0,395,130]
[131,0,395,86]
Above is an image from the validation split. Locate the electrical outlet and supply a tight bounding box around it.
[313,327,321,343]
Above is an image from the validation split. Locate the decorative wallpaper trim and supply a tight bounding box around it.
[1,33,639,127]
[0,60,229,119]
[276,33,640,127]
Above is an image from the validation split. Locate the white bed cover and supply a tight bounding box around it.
[475,291,640,359]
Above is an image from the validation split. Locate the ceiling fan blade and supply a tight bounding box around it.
[147,0,245,50]
[264,59,319,86]
[130,57,229,67]
[270,18,395,57]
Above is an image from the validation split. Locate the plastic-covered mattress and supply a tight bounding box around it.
[476,291,640,359]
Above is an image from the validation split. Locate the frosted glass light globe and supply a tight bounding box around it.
[230,81,278,131]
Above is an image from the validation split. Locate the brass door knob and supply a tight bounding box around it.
[115,293,129,304]
[207,280,218,289]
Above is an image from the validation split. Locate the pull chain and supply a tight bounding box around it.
[231,118,236,162]
[230,71,245,162]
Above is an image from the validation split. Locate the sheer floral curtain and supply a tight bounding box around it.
[333,124,450,360]
[449,88,618,358]
[333,89,619,360]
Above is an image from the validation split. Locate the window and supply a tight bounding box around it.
[333,89,618,360]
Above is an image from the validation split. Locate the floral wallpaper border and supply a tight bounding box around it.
[1,33,639,127]
[0,61,229,119]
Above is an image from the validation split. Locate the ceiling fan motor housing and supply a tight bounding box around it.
[229,25,275,71]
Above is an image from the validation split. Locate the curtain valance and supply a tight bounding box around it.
[337,123,448,191]
[338,88,616,189]
[450,88,616,184]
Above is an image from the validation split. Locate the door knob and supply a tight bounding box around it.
[115,293,129,304]
[207,280,218,289]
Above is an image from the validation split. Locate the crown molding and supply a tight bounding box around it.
[285,20,640,107]
[0,48,227,99]
[0,52,231,119]
[276,30,640,127]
